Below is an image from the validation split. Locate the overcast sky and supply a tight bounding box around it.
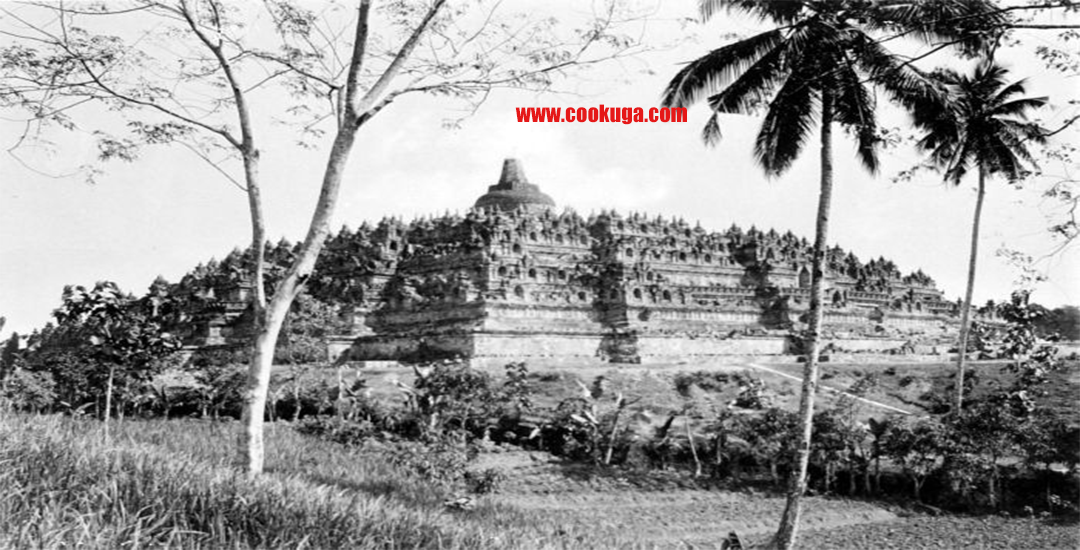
[2,1,1077,338]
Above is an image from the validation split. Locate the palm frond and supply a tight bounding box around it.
[942,139,975,185]
[991,79,1030,104]
[702,112,722,147]
[705,25,803,115]
[858,0,1005,57]
[1001,118,1049,143]
[661,28,784,109]
[914,60,1048,186]
[849,31,949,115]
[832,63,879,174]
[968,63,1011,103]
[991,97,1049,120]
[754,70,818,176]
[701,0,806,24]
[983,133,1026,181]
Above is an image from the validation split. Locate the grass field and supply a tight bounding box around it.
[0,411,631,549]
[3,358,1077,549]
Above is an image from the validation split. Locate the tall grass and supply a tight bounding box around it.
[0,412,620,549]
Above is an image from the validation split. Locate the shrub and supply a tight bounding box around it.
[533,396,602,461]
[296,414,379,446]
[736,408,799,486]
[673,371,732,396]
[881,417,946,502]
[270,366,338,421]
[1,369,56,412]
[731,374,772,409]
[273,294,334,365]
[388,436,477,488]
[464,467,506,495]
[809,408,867,495]
[398,360,532,442]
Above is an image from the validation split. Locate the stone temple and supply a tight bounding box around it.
[313,159,958,364]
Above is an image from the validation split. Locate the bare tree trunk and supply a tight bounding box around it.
[989,461,999,509]
[954,166,986,414]
[292,373,302,423]
[244,152,267,315]
[770,96,834,550]
[336,365,346,418]
[874,449,881,495]
[604,407,623,466]
[239,83,364,477]
[104,365,115,441]
[238,0,446,477]
[825,462,834,493]
[686,416,702,477]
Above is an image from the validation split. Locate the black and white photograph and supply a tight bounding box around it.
[1,1,1078,548]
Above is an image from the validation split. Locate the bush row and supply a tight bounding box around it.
[295,358,1079,517]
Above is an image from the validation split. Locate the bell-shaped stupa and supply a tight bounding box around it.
[473,158,556,212]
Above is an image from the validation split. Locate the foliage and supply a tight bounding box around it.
[191,360,248,420]
[20,347,96,413]
[49,281,180,418]
[274,294,335,365]
[463,468,506,496]
[808,407,866,495]
[296,414,381,447]
[916,60,1050,414]
[915,61,1048,186]
[269,366,340,421]
[739,408,800,486]
[398,360,533,442]
[672,370,773,409]
[732,374,773,410]
[0,332,20,384]
[296,362,534,490]
[7,282,179,417]
[970,291,1065,415]
[1036,305,1080,341]
[867,292,1080,513]
[531,377,637,465]
[54,282,179,368]
[881,417,947,502]
[1,368,56,412]
[0,411,629,549]
[535,396,606,463]
[388,436,477,489]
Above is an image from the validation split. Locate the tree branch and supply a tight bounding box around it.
[174,139,247,192]
[342,0,372,124]
[355,0,448,118]
[176,0,251,154]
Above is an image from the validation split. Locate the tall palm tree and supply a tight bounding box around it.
[914,60,1047,414]
[661,2,1002,548]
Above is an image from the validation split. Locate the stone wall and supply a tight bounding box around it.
[316,163,963,364]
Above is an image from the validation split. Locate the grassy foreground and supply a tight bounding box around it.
[0,412,618,549]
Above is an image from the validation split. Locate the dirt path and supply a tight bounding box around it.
[482,451,899,548]
[507,357,919,416]
[745,362,914,415]
[482,450,1078,549]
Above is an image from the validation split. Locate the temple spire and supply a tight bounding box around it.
[496,158,529,189]
[474,158,556,212]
